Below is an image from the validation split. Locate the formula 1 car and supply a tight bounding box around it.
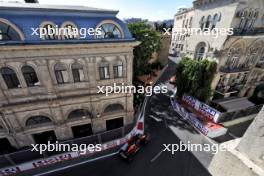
[119,133,150,162]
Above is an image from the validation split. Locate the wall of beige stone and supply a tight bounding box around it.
[0,41,138,148]
[171,0,264,99]
[237,106,264,170]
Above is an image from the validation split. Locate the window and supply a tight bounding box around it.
[68,109,92,119]
[0,20,23,41]
[189,17,193,28]
[196,47,205,60]
[0,67,20,89]
[41,24,57,40]
[185,19,189,28]
[226,48,241,69]
[26,116,52,126]
[0,29,2,40]
[96,23,122,39]
[106,117,123,131]
[238,10,249,31]
[204,15,211,30]
[54,63,69,84]
[22,66,39,87]
[113,61,123,78]
[62,23,78,40]
[195,42,206,61]
[248,11,258,30]
[211,14,218,30]
[71,63,84,82]
[200,16,205,30]
[245,47,259,67]
[99,64,110,80]
[104,104,124,113]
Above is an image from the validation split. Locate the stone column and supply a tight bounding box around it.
[236,106,264,170]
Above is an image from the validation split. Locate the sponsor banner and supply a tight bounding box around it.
[32,153,75,168]
[0,109,144,176]
[170,97,227,138]
[0,167,21,176]
[182,94,220,123]
[0,139,125,176]
[171,98,209,135]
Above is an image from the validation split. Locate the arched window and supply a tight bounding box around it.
[41,23,57,40]
[71,62,84,82]
[211,14,218,30]
[22,66,39,87]
[226,48,241,69]
[239,10,248,30]
[54,63,69,84]
[61,23,78,40]
[185,19,189,28]
[248,11,258,30]
[68,109,92,119]
[189,17,193,28]
[195,42,206,61]
[245,47,260,67]
[0,67,20,89]
[182,20,185,28]
[104,104,124,113]
[113,61,123,78]
[0,20,23,41]
[96,23,123,39]
[26,116,52,126]
[204,15,211,30]
[200,16,205,29]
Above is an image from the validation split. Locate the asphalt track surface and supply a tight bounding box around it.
[43,62,211,176]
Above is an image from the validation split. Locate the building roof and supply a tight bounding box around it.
[0,2,118,14]
[0,2,133,44]
[213,97,255,112]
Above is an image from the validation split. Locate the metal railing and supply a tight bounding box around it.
[0,124,134,169]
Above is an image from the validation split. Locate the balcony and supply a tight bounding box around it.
[256,61,264,69]
[219,65,250,73]
[216,83,244,95]
[233,28,264,36]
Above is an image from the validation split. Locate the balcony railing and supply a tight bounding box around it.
[233,28,264,36]
[256,61,264,69]
[219,66,250,73]
[216,83,244,94]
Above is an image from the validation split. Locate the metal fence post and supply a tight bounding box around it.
[122,127,125,137]
[97,134,102,144]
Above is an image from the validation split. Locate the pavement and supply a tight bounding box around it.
[20,60,213,176]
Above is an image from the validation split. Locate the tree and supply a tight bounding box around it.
[175,57,217,102]
[127,22,161,76]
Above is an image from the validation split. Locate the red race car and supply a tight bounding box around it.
[119,133,150,162]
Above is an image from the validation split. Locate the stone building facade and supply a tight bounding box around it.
[170,0,264,100]
[0,2,138,152]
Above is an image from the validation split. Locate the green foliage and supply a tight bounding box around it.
[127,22,161,76]
[175,57,217,102]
